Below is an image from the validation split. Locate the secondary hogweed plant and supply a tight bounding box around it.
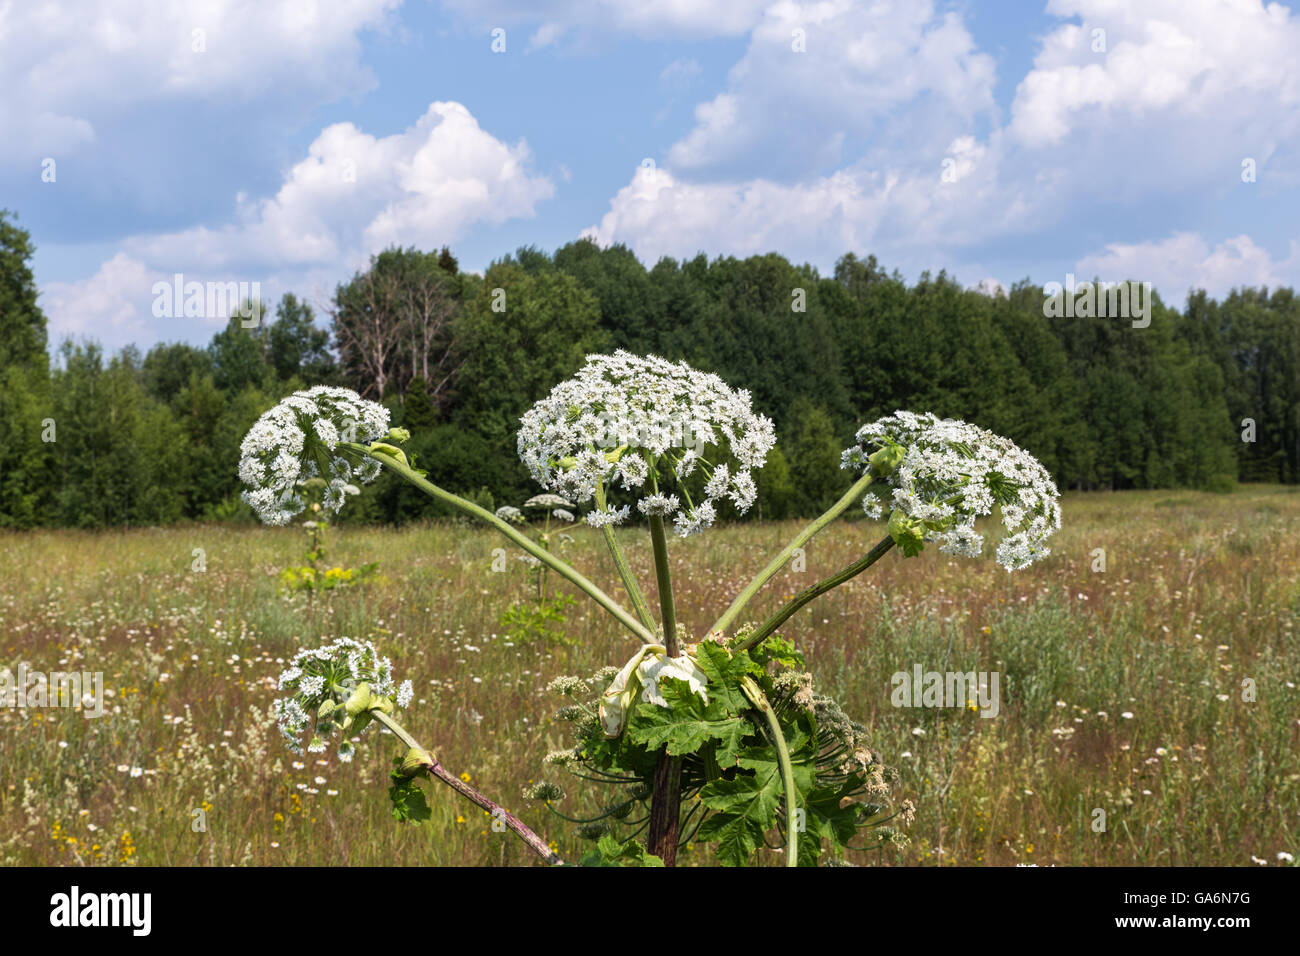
[278,477,380,594]
[244,352,1060,866]
[496,494,578,644]
[841,411,1061,570]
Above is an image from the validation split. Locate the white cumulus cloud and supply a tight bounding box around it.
[126,101,554,273]
[666,0,996,177]
[41,102,553,349]
[40,253,164,348]
[435,0,769,39]
[1075,232,1300,302]
[0,0,401,167]
[588,0,1300,283]
[1007,0,1300,196]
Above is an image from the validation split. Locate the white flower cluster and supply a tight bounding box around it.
[517,351,776,536]
[272,637,413,760]
[495,505,525,524]
[497,495,578,526]
[239,386,389,525]
[523,493,573,511]
[841,411,1061,570]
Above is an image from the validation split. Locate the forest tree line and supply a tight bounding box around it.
[1,209,1296,528]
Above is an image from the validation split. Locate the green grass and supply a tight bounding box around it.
[1,486,1298,866]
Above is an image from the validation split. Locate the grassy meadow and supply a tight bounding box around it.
[1,486,1298,866]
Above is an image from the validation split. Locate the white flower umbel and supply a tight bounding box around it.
[636,493,680,517]
[841,411,1061,570]
[272,637,412,760]
[523,493,573,511]
[495,505,525,524]
[517,351,776,536]
[239,386,390,525]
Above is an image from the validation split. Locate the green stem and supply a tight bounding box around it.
[735,536,896,653]
[646,512,683,865]
[711,471,876,636]
[595,483,656,630]
[749,684,798,867]
[368,707,430,757]
[539,512,551,602]
[342,443,655,645]
[647,514,677,654]
[371,710,563,866]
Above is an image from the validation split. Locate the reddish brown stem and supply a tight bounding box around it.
[372,709,562,865]
[424,759,563,866]
[646,753,683,864]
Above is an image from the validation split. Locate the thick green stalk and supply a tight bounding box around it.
[735,536,896,653]
[594,482,655,630]
[711,471,876,636]
[342,443,655,645]
[371,710,562,865]
[647,514,677,655]
[756,696,799,867]
[646,512,683,865]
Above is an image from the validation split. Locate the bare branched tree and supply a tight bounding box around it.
[399,264,462,410]
[329,262,406,400]
[329,248,463,404]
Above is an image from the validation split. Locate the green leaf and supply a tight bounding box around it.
[700,768,781,821]
[805,784,862,847]
[693,642,759,716]
[696,810,764,867]
[752,634,805,671]
[627,678,748,767]
[388,768,431,824]
[697,757,784,866]
[738,740,816,793]
[888,508,926,557]
[579,833,664,867]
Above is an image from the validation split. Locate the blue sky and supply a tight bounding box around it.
[7,0,1299,352]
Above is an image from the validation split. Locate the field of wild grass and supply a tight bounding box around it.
[1,486,1298,866]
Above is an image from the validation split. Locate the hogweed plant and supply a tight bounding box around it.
[271,637,561,863]
[238,385,389,524]
[278,477,380,594]
[243,351,1061,866]
[495,493,577,599]
[496,494,579,644]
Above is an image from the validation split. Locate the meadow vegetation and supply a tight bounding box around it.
[1,485,1297,866]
